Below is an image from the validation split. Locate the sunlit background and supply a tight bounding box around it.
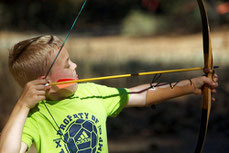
[0,0,229,152]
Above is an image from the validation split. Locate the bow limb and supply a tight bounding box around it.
[195,0,213,153]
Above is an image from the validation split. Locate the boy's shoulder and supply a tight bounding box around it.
[77,82,105,90]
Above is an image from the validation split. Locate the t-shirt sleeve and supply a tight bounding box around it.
[21,115,39,151]
[91,83,129,117]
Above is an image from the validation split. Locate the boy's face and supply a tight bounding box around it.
[47,47,78,99]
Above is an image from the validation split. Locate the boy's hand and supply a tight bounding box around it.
[18,77,49,109]
[191,74,218,101]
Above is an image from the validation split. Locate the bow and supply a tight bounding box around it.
[194,0,213,153]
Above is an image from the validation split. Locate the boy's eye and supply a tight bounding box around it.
[65,58,70,68]
[65,63,70,68]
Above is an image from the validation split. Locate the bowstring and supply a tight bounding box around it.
[41,0,87,147]
[45,0,87,78]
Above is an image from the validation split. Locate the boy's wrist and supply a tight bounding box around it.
[172,79,195,95]
[17,100,31,111]
[188,79,196,95]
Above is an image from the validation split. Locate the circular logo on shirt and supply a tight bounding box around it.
[53,113,104,153]
[64,119,98,153]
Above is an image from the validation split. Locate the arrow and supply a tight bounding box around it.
[47,66,219,87]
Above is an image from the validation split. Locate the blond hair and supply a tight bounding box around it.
[8,35,62,87]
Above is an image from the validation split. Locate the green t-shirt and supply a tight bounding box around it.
[22,83,129,153]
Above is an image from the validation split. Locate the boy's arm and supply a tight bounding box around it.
[0,79,48,153]
[0,102,30,152]
[19,142,28,153]
[126,75,218,107]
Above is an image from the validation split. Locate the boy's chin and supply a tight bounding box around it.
[47,85,78,101]
[61,91,75,98]
[59,85,77,97]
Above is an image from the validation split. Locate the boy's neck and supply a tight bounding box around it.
[46,89,74,101]
[46,94,66,101]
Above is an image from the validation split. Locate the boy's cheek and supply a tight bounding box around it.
[50,70,74,82]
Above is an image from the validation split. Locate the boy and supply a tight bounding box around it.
[0,35,218,153]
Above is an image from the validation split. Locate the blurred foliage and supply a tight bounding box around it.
[121,10,168,36]
[0,0,140,32]
[0,0,228,35]
[0,0,81,31]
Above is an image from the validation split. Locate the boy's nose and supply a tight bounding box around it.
[72,62,77,70]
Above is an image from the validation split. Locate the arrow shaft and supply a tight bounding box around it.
[49,67,205,86]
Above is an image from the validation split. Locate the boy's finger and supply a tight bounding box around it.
[36,85,46,90]
[212,82,218,88]
[37,90,46,95]
[38,95,46,101]
[213,74,218,82]
[203,77,213,86]
[211,89,217,94]
[33,79,49,85]
[211,97,215,102]
[203,77,218,88]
